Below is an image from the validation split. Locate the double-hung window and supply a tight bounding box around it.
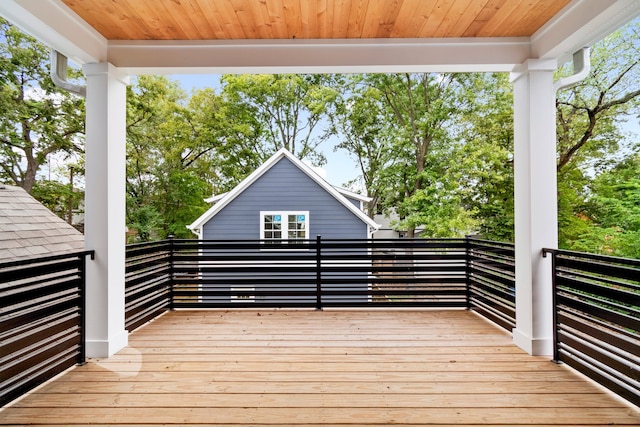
[260,211,309,246]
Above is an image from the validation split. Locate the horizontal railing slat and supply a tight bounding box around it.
[546,248,640,407]
[0,251,92,407]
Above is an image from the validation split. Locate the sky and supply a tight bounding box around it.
[167,74,360,189]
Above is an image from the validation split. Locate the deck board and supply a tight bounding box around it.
[2,309,639,426]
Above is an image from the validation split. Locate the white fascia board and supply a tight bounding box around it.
[109,37,531,74]
[0,0,107,64]
[531,0,640,65]
[204,193,228,204]
[334,187,373,203]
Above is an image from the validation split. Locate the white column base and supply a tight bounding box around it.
[86,330,129,358]
[512,328,553,356]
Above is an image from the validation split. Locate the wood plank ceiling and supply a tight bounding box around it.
[61,0,572,41]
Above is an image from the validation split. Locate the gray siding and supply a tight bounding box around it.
[200,157,370,305]
[343,194,362,209]
[203,157,368,240]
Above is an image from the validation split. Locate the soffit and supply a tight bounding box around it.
[61,0,571,41]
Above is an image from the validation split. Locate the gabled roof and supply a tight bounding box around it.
[0,185,84,261]
[188,148,379,234]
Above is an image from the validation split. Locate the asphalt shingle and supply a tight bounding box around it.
[0,185,84,262]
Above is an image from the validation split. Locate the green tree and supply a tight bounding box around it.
[364,73,474,237]
[189,87,263,192]
[454,73,514,241]
[570,153,640,258]
[556,19,640,251]
[0,18,84,193]
[126,76,212,240]
[219,74,338,165]
[329,75,394,216]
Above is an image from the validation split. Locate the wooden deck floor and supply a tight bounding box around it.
[2,309,639,426]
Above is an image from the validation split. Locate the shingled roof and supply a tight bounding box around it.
[0,185,84,262]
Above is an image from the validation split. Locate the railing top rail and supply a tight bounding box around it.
[467,238,515,248]
[0,249,95,270]
[543,247,640,268]
[168,237,468,243]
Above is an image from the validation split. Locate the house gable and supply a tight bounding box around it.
[189,149,378,238]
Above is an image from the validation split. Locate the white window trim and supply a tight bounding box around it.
[260,210,309,245]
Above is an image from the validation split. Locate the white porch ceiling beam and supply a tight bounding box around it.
[0,0,107,65]
[110,38,531,75]
[532,0,640,65]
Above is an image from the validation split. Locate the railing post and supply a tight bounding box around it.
[78,251,94,366]
[465,236,472,310]
[316,235,322,310]
[543,249,561,363]
[167,235,175,311]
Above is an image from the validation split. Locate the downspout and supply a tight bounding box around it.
[50,49,86,98]
[554,47,591,93]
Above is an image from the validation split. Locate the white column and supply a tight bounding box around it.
[83,63,129,358]
[511,59,558,356]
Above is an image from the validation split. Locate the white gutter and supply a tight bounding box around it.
[554,47,590,93]
[50,50,86,98]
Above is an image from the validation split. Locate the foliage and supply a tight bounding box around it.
[567,153,640,258]
[556,19,640,254]
[0,18,84,193]
[219,74,338,166]
[125,76,211,240]
[453,73,514,241]
[30,178,83,225]
[328,75,394,217]
[363,73,478,237]
[332,73,508,238]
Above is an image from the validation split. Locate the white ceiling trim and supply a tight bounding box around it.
[109,37,531,74]
[531,0,640,65]
[2,0,639,74]
[0,0,106,64]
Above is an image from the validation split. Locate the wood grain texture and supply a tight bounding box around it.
[60,0,571,40]
[3,310,639,426]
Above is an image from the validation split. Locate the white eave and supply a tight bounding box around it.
[188,148,380,234]
[2,0,640,74]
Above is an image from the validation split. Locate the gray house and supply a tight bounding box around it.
[188,148,379,304]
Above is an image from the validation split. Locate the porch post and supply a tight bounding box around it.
[511,58,558,356]
[82,62,129,357]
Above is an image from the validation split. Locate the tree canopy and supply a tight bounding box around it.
[0,18,84,193]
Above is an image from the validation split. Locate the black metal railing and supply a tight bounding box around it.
[7,238,640,408]
[123,237,513,320]
[543,248,640,407]
[169,237,469,309]
[0,250,94,407]
[125,240,172,331]
[468,239,516,330]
